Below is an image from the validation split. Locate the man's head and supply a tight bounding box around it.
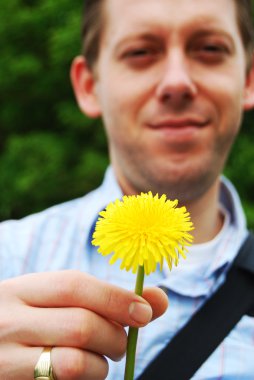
[81,0,254,71]
[72,0,254,205]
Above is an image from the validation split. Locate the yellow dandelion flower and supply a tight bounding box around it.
[92,191,194,275]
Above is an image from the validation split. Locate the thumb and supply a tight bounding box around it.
[142,287,169,321]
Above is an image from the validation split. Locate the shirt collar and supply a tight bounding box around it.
[219,175,247,231]
[84,166,123,249]
[205,175,248,275]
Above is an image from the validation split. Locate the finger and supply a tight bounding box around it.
[142,287,169,320]
[2,271,153,327]
[52,347,109,380]
[0,345,108,380]
[4,306,127,361]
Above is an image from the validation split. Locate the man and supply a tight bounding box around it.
[0,0,254,379]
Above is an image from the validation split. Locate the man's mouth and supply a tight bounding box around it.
[147,117,208,129]
[145,117,210,144]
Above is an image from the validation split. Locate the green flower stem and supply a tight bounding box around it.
[124,265,145,380]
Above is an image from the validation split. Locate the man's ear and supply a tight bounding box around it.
[70,56,101,118]
[243,55,254,111]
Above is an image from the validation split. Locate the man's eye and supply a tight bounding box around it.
[125,48,155,58]
[201,44,228,53]
[121,47,161,68]
[191,43,230,63]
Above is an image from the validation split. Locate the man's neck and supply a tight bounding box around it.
[114,165,223,245]
[183,179,224,244]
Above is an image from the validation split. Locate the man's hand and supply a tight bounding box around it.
[0,270,168,380]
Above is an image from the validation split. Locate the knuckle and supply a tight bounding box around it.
[61,350,85,379]
[53,270,82,303]
[68,310,93,347]
[60,350,108,380]
[0,351,9,375]
[0,314,10,332]
[79,312,94,347]
[118,327,128,357]
[0,313,15,342]
[103,287,116,312]
[109,325,127,361]
[0,279,16,300]
[98,356,109,379]
[102,286,129,321]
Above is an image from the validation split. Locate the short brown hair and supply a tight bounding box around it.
[236,0,254,70]
[81,0,254,70]
[81,0,104,69]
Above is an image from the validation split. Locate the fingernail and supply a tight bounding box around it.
[129,302,152,324]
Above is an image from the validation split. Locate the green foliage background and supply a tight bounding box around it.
[0,0,254,228]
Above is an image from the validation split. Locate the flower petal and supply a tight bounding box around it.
[92,192,194,275]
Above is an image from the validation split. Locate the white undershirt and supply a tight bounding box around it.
[162,205,232,296]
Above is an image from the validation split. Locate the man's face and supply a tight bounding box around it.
[87,0,252,201]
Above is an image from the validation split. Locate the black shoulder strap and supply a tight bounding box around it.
[138,232,254,380]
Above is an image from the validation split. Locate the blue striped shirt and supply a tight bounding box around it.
[0,166,253,379]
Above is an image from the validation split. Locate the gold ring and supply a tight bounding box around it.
[34,347,56,380]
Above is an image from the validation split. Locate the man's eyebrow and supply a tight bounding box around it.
[191,28,234,39]
[113,33,163,51]
[189,28,236,49]
[112,20,237,51]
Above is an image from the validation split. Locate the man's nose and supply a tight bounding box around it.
[156,51,197,106]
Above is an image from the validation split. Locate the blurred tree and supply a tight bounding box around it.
[0,0,253,229]
[225,110,254,228]
[0,0,108,220]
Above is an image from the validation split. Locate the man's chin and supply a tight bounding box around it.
[133,168,218,204]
